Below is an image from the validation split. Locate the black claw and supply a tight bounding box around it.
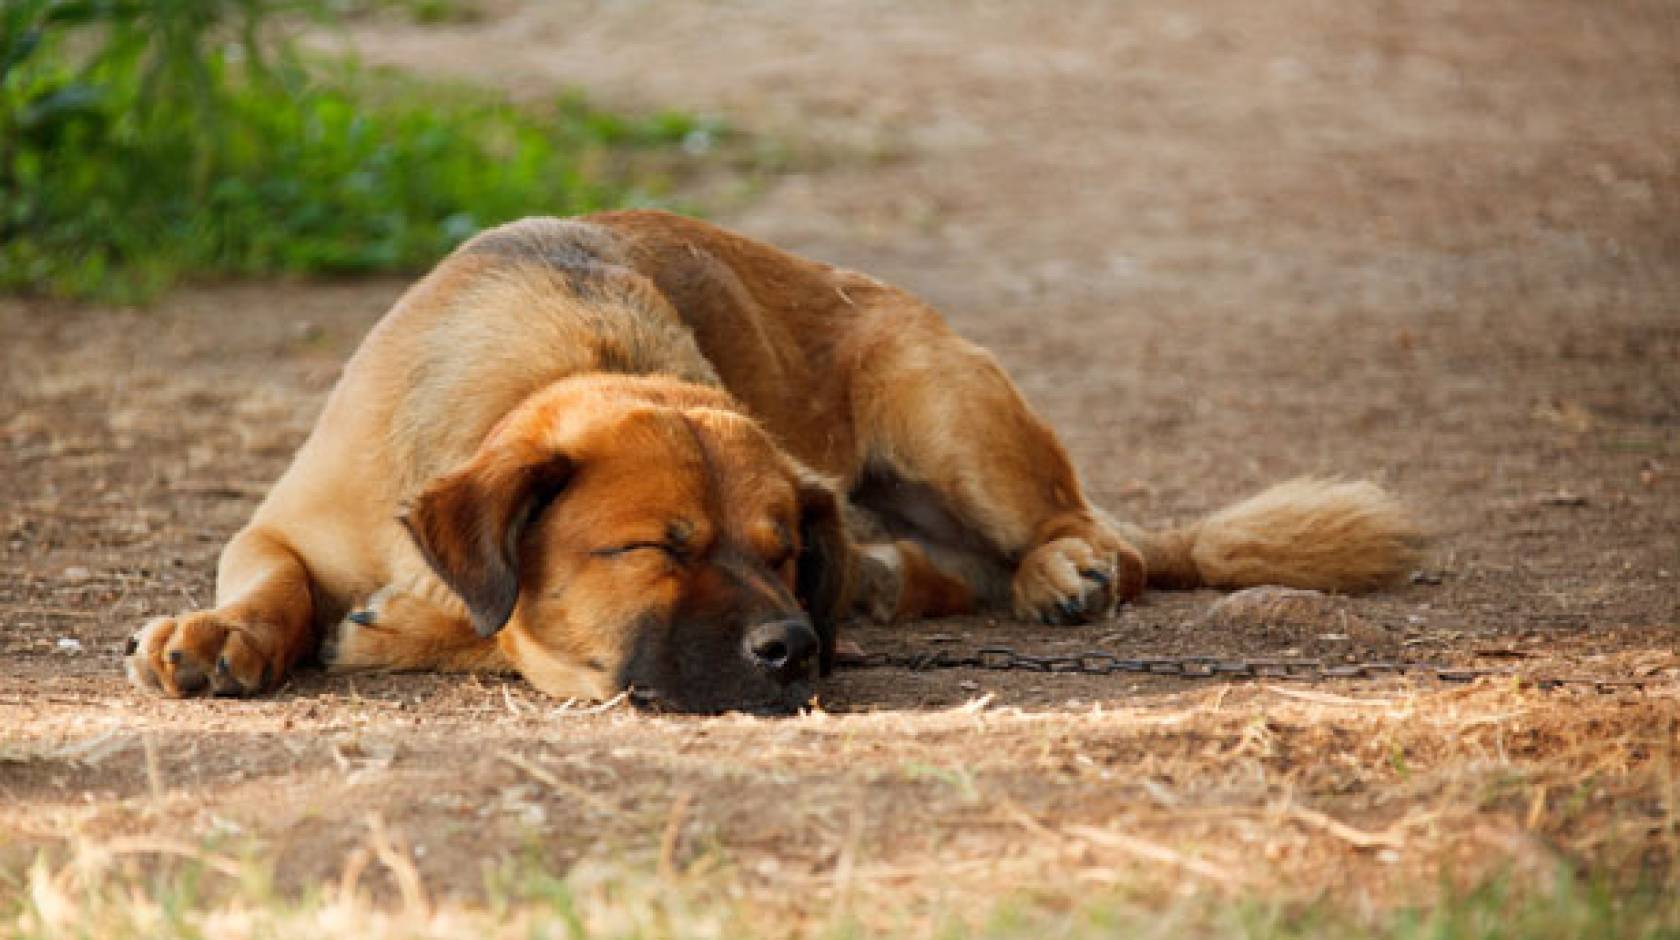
[210,659,241,697]
[1080,568,1112,586]
[1040,600,1079,626]
[174,669,208,694]
[124,636,139,656]
[347,609,376,626]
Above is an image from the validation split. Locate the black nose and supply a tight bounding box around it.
[743,618,818,682]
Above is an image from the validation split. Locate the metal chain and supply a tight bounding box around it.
[840,645,1654,693]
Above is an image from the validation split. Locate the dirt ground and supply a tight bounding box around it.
[3,0,1678,932]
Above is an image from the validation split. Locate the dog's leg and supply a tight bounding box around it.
[852,323,1144,624]
[852,539,977,622]
[322,585,512,674]
[126,526,316,696]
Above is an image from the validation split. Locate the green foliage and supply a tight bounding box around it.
[0,0,719,302]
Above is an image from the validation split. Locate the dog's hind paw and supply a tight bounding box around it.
[320,586,498,674]
[320,588,397,672]
[851,544,905,624]
[1011,534,1144,625]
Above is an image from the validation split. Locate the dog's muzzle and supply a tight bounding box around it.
[742,616,819,684]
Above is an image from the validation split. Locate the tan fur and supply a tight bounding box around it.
[124,211,1422,709]
[1122,479,1424,594]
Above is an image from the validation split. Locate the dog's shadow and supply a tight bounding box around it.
[273,611,1227,716]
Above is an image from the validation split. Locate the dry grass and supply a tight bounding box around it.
[8,836,1678,940]
[4,679,1678,937]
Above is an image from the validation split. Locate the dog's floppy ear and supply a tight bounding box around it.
[402,443,574,638]
[794,474,853,676]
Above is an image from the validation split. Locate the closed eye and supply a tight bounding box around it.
[590,541,683,560]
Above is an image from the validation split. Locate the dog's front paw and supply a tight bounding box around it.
[1011,536,1144,625]
[125,611,281,697]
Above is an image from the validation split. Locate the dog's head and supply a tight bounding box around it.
[401,377,852,714]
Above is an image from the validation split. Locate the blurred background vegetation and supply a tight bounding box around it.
[0,0,719,302]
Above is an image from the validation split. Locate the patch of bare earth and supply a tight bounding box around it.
[3,0,1677,932]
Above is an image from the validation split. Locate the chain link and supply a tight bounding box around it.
[841,645,1653,693]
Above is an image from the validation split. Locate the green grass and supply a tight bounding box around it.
[0,0,722,303]
[4,843,1677,940]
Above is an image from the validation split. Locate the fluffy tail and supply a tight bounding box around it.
[1119,478,1424,593]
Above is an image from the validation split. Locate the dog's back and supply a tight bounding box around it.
[242,217,727,612]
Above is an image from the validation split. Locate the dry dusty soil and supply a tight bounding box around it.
[3,0,1678,934]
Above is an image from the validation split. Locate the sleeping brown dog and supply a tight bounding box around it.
[125,211,1420,712]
